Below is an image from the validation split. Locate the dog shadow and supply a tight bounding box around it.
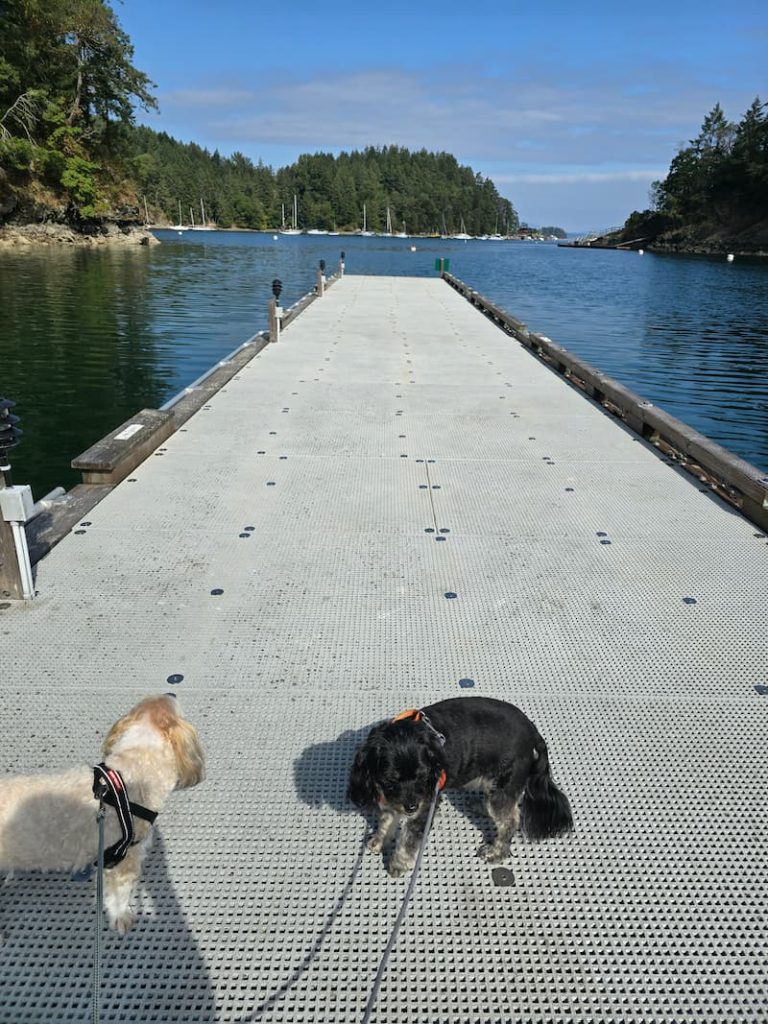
[293,724,372,815]
[0,830,216,1023]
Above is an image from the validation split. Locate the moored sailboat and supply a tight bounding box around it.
[280,195,302,235]
[360,202,374,236]
[451,216,472,240]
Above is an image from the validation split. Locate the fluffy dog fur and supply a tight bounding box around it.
[0,694,204,933]
[348,696,573,876]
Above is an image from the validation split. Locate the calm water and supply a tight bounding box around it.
[1,230,767,498]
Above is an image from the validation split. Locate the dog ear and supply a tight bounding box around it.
[170,718,206,789]
[347,741,379,807]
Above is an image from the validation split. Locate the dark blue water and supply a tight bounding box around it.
[1,229,766,497]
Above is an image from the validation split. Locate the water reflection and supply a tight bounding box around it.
[1,233,766,498]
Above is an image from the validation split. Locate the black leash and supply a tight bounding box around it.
[92,805,106,1024]
[360,776,443,1024]
[361,709,447,1023]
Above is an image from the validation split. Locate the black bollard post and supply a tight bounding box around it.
[269,278,283,343]
[339,250,345,277]
[317,260,326,297]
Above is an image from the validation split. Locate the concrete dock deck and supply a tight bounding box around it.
[2,275,767,1023]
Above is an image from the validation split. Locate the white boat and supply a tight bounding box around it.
[451,216,472,240]
[306,228,328,235]
[280,195,302,235]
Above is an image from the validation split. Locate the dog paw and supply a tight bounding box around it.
[367,835,384,853]
[110,911,136,935]
[477,843,508,863]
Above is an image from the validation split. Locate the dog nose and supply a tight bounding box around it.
[405,803,418,813]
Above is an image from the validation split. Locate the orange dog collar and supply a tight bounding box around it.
[392,708,422,723]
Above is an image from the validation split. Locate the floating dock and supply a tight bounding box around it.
[2,274,767,1022]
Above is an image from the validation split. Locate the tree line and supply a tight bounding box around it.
[0,0,518,235]
[129,132,518,235]
[622,98,768,240]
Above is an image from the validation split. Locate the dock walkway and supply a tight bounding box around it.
[3,275,767,1023]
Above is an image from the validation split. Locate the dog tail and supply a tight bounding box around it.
[520,738,573,841]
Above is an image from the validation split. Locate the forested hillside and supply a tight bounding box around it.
[616,99,768,252]
[128,131,517,235]
[0,0,517,235]
[0,0,155,221]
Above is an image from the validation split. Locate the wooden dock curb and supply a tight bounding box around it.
[443,270,768,530]
[71,408,175,486]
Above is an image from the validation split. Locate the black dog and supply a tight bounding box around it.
[347,696,573,876]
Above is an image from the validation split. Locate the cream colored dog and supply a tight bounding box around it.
[0,694,204,934]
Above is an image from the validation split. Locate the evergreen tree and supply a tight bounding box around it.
[649,99,766,223]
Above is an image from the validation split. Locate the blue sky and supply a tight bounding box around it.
[119,0,767,232]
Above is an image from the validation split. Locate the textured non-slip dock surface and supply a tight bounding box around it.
[2,275,767,1023]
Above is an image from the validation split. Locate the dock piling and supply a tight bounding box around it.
[316,261,326,297]
[339,251,345,277]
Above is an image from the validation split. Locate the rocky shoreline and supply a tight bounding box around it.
[583,214,768,258]
[0,223,159,249]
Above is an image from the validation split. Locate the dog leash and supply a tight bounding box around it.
[360,775,442,1024]
[92,805,106,1024]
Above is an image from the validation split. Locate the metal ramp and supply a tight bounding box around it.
[2,275,767,1022]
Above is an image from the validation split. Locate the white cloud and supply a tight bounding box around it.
[496,170,668,186]
[157,62,755,172]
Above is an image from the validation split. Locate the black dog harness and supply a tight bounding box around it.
[92,763,158,869]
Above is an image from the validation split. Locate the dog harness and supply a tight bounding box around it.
[390,708,448,790]
[92,763,158,869]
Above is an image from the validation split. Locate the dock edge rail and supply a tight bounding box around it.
[443,270,768,531]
